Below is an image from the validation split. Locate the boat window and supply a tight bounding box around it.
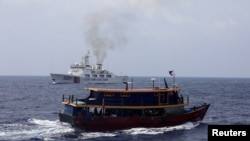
[120,92,130,97]
[91,70,95,73]
[169,92,173,95]
[154,92,158,96]
[93,74,97,77]
[92,91,99,98]
[85,74,90,77]
[165,93,169,104]
[154,92,165,96]
[106,74,112,78]
[99,74,104,78]
[104,92,114,97]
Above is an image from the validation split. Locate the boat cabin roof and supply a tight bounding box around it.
[85,87,181,93]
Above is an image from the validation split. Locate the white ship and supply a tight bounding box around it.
[50,50,128,84]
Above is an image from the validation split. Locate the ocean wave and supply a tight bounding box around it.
[122,121,200,135]
[0,118,73,140]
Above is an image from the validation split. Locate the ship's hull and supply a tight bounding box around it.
[50,73,80,84]
[59,103,210,132]
[50,73,128,84]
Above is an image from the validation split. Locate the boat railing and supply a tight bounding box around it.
[62,94,190,108]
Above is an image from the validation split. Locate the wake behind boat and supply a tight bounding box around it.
[58,76,210,132]
[50,50,128,84]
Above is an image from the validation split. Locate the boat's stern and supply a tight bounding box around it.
[59,112,74,125]
[58,103,85,127]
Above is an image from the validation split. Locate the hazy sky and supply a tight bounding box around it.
[0,0,250,78]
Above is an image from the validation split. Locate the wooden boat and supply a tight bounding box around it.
[58,78,210,131]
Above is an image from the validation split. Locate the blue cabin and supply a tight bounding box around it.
[83,87,182,106]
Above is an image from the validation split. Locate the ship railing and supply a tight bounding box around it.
[62,94,86,105]
[62,94,190,107]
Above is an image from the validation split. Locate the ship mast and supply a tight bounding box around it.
[169,70,176,88]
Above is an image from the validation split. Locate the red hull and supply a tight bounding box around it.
[60,103,210,131]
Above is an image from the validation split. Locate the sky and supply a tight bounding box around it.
[0,0,250,78]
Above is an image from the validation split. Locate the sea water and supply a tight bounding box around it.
[0,76,250,141]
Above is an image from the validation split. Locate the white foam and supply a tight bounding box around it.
[28,118,69,127]
[0,118,74,140]
[123,122,200,135]
[0,119,200,140]
[80,132,116,140]
[77,122,200,139]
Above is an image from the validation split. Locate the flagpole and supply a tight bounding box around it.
[173,73,176,88]
[169,70,176,88]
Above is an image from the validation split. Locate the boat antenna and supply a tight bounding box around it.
[123,81,128,90]
[164,78,168,88]
[131,78,133,89]
[151,78,156,89]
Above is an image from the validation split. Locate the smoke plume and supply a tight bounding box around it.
[84,11,127,64]
[83,0,169,64]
